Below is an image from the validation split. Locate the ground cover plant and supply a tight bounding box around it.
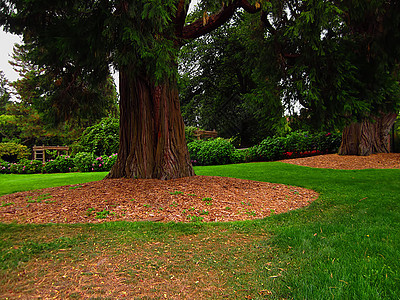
[0,162,399,299]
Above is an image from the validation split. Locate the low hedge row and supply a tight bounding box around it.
[0,153,118,174]
[188,131,341,166]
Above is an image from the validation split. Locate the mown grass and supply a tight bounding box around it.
[0,162,399,299]
[0,172,108,196]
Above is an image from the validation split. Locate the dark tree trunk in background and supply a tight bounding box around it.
[338,112,397,156]
[106,66,195,180]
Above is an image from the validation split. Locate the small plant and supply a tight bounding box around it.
[86,208,96,216]
[26,193,52,203]
[200,210,209,215]
[170,201,178,207]
[270,209,275,215]
[169,191,184,195]
[225,206,231,210]
[190,215,204,222]
[69,185,83,190]
[202,197,212,202]
[245,210,256,217]
[95,209,111,219]
[0,201,14,207]
[188,193,197,197]
[44,200,56,204]
[143,204,151,208]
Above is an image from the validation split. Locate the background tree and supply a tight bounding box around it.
[1,0,262,179]
[6,43,119,147]
[262,0,400,155]
[0,71,18,142]
[179,10,286,147]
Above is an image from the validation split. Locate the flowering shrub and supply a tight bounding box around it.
[73,152,118,172]
[73,152,96,172]
[6,159,43,174]
[43,155,76,173]
[0,159,12,174]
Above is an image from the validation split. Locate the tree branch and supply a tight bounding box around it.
[179,0,262,40]
[173,0,190,36]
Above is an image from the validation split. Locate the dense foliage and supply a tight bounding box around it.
[0,153,118,174]
[179,11,286,146]
[187,138,238,166]
[72,118,119,156]
[0,142,30,162]
[251,131,342,162]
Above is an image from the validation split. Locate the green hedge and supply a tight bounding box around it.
[250,131,342,162]
[187,138,237,166]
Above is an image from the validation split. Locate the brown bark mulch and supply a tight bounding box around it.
[1,153,399,225]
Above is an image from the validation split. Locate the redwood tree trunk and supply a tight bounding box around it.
[338,112,397,156]
[106,66,195,180]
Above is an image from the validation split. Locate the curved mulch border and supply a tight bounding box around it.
[1,153,399,224]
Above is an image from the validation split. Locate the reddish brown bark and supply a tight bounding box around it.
[338,112,397,156]
[107,67,194,180]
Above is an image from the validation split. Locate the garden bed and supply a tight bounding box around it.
[0,176,317,224]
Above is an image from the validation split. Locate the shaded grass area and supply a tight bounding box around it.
[0,162,399,299]
[0,172,108,196]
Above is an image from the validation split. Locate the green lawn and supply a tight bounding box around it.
[0,162,399,299]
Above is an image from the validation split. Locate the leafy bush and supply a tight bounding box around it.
[0,142,30,162]
[256,136,286,161]
[43,155,75,173]
[0,159,12,174]
[73,152,118,172]
[185,126,198,143]
[73,117,119,156]
[91,154,117,172]
[9,159,43,174]
[253,131,342,161]
[187,138,236,166]
[73,152,95,172]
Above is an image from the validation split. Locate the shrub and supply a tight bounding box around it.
[43,155,75,173]
[104,153,118,170]
[73,152,95,172]
[0,142,30,162]
[256,136,285,161]
[9,159,43,174]
[185,126,198,143]
[187,138,236,166]
[73,117,119,156]
[0,159,12,174]
[73,152,118,172]
[254,131,342,161]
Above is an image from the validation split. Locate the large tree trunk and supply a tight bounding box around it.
[106,67,195,180]
[338,112,397,156]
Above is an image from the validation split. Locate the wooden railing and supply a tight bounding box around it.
[33,145,70,163]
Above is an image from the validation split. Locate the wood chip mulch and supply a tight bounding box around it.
[1,153,399,225]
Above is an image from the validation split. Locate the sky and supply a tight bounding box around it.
[0,28,22,82]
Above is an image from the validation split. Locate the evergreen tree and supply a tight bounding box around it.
[6,43,119,147]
